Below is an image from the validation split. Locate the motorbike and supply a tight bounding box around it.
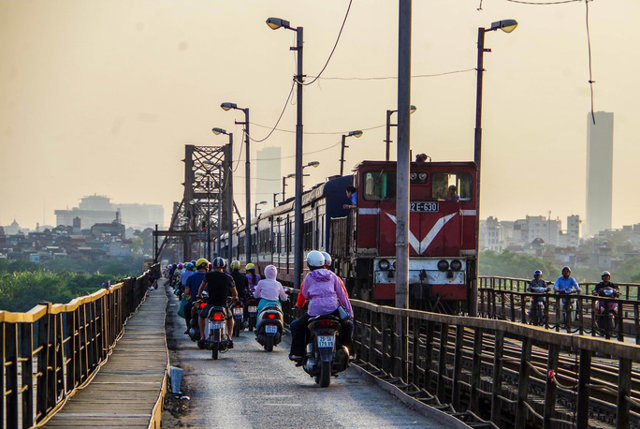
[255,303,284,352]
[528,285,549,326]
[188,298,208,346]
[557,288,580,330]
[594,287,619,339]
[206,306,231,360]
[302,315,350,388]
[230,300,244,337]
[245,298,259,331]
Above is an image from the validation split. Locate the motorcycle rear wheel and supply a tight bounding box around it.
[318,361,331,388]
[212,344,219,360]
[264,335,274,352]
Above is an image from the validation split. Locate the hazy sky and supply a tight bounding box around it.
[1,0,639,231]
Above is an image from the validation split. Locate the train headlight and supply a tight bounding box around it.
[450,259,462,271]
[437,260,449,272]
[378,259,390,271]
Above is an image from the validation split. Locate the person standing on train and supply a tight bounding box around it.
[343,186,357,210]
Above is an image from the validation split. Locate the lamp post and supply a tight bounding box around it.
[212,127,234,263]
[266,16,304,289]
[473,19,517,317]
[273,192,282,207]
[282,173,296,202]
[385,105,416,161]
[339,131,363,176]
[255,200,267,218]
[221,102,252,263]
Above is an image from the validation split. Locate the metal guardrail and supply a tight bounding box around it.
[479,276,640,344]
[282,286,640,428]
[0,264,160,429]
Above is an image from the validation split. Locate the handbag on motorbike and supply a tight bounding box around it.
[337,305,350,321]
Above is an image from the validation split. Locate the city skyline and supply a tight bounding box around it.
[1,1,639,230]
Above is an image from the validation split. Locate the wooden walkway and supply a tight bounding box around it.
[45,284,168,428]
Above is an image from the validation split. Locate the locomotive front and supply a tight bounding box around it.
[349,160,477,312]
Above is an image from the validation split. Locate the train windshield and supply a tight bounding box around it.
[432,172,473,201]
[363,171,396,201]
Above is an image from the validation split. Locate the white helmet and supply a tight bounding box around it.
[306,250,325,270]
[320,251,332,267]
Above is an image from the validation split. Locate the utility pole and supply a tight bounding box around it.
[293,26,304,290]
[227,135,234,263]
[395,0,411,381]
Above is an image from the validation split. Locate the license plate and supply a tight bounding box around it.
[209,322,224,330]
[248,306,257,313]
[317,335,334,348]
[233,308,243,315]
[265,325,277,334]
[410,201,439,212]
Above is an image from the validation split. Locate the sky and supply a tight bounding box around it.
[1,0,639,232]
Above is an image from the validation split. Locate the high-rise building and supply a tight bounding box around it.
[255,147,281,208]
[585,112,613,237]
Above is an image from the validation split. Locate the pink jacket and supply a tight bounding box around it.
[301,269,353,318]
[254,265,287,301]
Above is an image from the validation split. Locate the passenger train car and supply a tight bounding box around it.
[216,160,478,312]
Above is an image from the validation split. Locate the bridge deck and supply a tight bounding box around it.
[165,288,462,428]
[45,286,168,428]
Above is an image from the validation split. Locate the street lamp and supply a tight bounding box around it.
[255,200,267,218]
[385,105,416,161]
[472,18,517,317]
[339,131,363,176]
[211,127,234,263]
[266,15,305,289]
[220,102,252,263]
[282,173,296,202]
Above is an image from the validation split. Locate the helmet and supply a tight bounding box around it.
[177,263,183,269]
[306,250,325,269]
[191,260,196,265]
[246,263,256,271]
[185,262,194,271]
[212,257,226,268]
[562,266,571,273]
[321,251,332,267]
[231,260,241,271]
[195,258,209,269]
[601,271,611,278]
[534,270,542,276]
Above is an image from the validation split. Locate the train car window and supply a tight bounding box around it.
[431,172,473,201]
[363,171,396,201]
[303,221,313,251]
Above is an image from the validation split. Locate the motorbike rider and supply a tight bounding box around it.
[528,270,549,322]
[553,266,581,320]
[246,263,261,294]
[593,271,619,295]
[183,259,209,335]
[230,260,250,301]
[197,257,238,348]
[321,251,333,271]
[289,250,354,361]
[254,265,288,315]
[180,262,195,290]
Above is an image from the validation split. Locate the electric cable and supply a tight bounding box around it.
[585,0,596,124]
[307,68,475,81]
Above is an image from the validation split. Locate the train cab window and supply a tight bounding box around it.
[431,172,473,201]
[363,171,396,201]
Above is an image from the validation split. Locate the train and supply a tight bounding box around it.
[215,159,478,312]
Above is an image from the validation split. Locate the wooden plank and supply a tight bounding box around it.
[514,336,532,428]
[543,343,559,429]
[469,328,483,413]
[617,357,631,429]
[451,325,465,409]
[490,331,504,424]
[436,323,449,401]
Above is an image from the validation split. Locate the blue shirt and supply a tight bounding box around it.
[186,272,206,301]
[351,192,357,206]
[553,276,579,293]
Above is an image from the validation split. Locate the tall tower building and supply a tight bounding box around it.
[255,146,282,209]
[585,112,613,237]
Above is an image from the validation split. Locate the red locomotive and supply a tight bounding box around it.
[217,159,478,312]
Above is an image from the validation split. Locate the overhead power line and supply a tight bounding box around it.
[307,68,475,81]
[299,0,353,86]
[505,0,581,4]
[250,122,385,136]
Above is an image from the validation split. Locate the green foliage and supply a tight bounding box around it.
[479,250,559,280]
[611,256,640,283]
[0,256,146,312]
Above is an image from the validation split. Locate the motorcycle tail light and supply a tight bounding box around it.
[265,313,278,319]
[318,319,334,328]
[199,303,207,309]
[212,312,224,321]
